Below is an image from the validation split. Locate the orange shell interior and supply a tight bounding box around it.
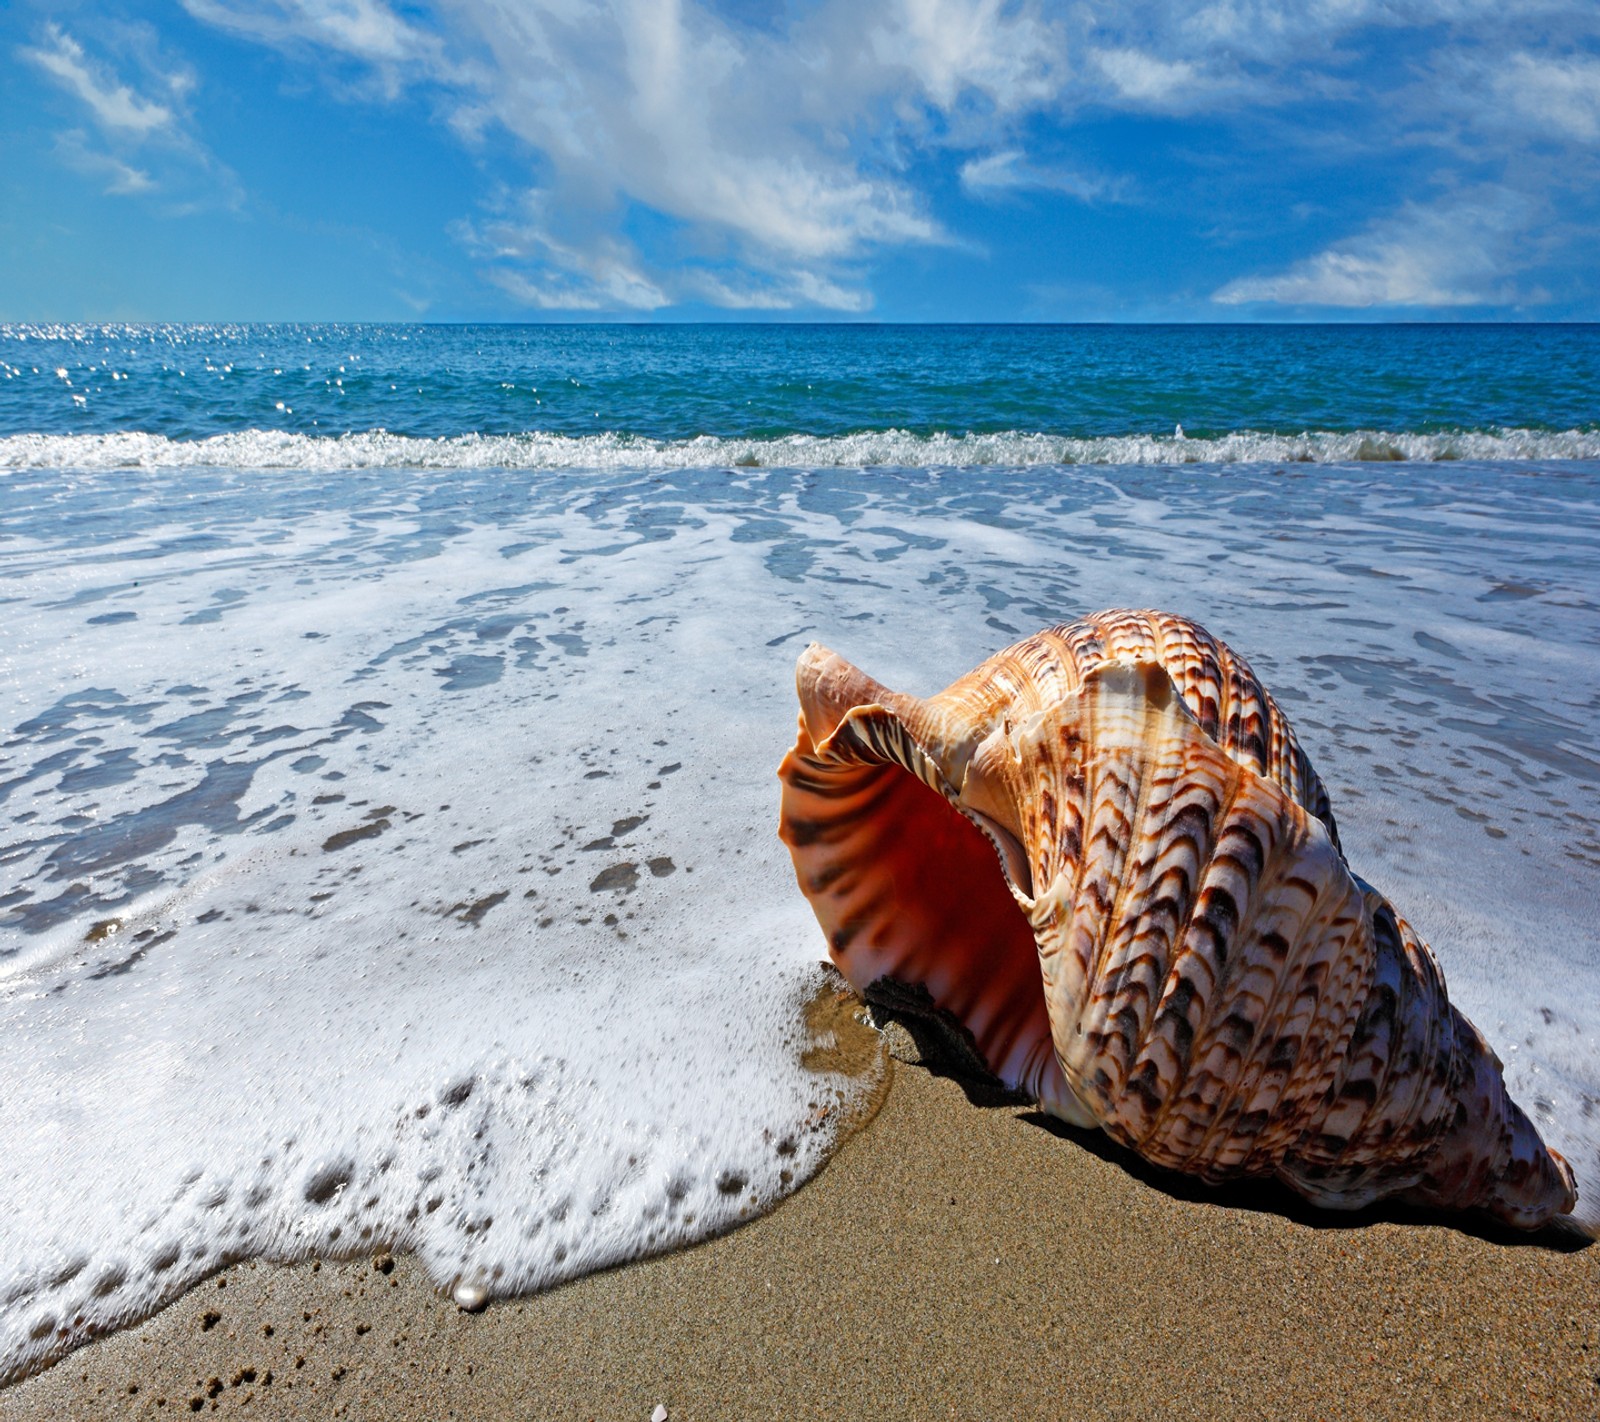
[778,712,1063,1103]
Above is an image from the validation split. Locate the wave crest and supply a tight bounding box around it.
[3,426,1599,471]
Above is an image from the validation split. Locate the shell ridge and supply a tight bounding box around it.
[1021,723,1095,1103]
[1041,663,1212,1137]
[1243,851,1361,1162]
[1065,673,1165,1118]
[1191,800,1326,1177]
[1022,709,1109,1104]
[1185,817,1318,1178]
[1143,763,1283,1171]
[1101,675,1351,1174]
[1265,864,1380,1182]
[1122,609,1341,854]
[1282,878,1467,1203]
[1308,888,1447,1187]
[1113,689,1237,1157]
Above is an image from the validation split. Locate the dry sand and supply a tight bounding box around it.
[3,1044,1596,1422]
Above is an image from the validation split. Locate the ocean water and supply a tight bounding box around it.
[3,323,1599,1380]
[5,321,1600,466]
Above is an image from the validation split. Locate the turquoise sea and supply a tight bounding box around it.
[2,322,1598,1382]
[4,322,1599,459]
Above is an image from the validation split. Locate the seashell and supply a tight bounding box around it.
[777,610,1577,1230]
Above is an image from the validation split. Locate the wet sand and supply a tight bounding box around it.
[3,1051,1596,1422]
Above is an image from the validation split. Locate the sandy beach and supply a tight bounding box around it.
[4,1005,1595,1422]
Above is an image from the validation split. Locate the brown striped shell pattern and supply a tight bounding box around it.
[777,609,1578,1231]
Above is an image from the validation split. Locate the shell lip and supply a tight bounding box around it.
[959,802,1035,904]
[793,642,891,748]
[805,695,1039,909]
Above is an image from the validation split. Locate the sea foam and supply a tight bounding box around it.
[3,458,1599,1380]
[3,425,1600,471]
[0,477,884,1382]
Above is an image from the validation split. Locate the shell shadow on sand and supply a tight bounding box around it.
[868,982,1590,1253]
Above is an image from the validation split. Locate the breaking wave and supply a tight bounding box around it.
[3,425,1599,471]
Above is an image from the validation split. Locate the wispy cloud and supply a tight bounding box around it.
[960,148,1128,203]
[21,24,180,137]
[53,130,157,195]
[476,2,954,246]
[1484,51,1600,146]
[423,0,1010,308]
[177,0,458,95]
[459,199,670,311]
[1213,189,1539,308]
[145,0,1083,306]
[454,188,878,312]
[868,0,1069,111]
[1091,47,1206,108]
[682,269,875,313]
[20,22,239,207]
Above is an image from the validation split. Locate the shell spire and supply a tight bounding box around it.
[777,610,1578,1231]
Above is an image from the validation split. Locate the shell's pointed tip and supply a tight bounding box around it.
[1561,1186,1600,1240]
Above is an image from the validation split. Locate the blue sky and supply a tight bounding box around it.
[3,0,1598,321]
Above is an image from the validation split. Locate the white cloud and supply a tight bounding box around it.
[54,130,157,195]
[1212,189,1537,307]
[681,269,875,312]
[870,0,1068,111]
[1092,46,1203,107]
[454,197,670,310]
[458,0,955,259]
[456,190,877,312]
[21,24,177,137]
[179,0,444,70]
[421,0,976,305]
[151,0,1081,305]
[20,23,239,207]
[960,148,1125,202]
[1490,52,1600,145]
[486,267,662,312]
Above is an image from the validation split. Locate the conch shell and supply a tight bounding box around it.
[777,610,1577,1230]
